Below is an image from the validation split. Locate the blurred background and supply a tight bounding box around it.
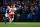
[0,0,40,22]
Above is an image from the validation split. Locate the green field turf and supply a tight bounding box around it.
[0,22,40,27]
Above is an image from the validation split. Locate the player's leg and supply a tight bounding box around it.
[12,18,14,21]
[12,14,14,21]
[4,17,6,24]
[5,19,6,24]
[5,17,8,24]
[9,18,12,24]
[9,14,12,24]
[3,17,6,24]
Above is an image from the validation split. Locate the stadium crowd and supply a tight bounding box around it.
[0,0,40,22]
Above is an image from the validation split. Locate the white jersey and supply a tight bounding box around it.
[9,7,17,14]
